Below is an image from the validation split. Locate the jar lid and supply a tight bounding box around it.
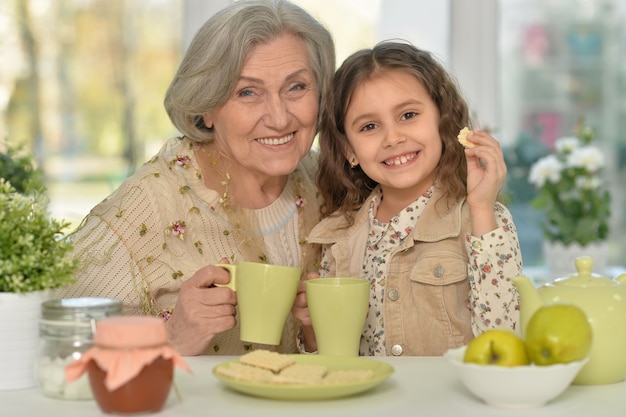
[41,298,122,321]
[94,316,167,348]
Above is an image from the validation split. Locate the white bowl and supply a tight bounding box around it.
[444,346,588,409]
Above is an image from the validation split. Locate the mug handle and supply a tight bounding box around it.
[214,263,237,291]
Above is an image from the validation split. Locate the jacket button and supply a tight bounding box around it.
[433,265,444,278]
[391,344,403,356]
[388,289,399,301]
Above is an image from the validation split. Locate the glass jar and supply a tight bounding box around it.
[64,316,190,414]
[36,297,122,399]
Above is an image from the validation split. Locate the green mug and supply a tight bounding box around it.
[306,277,370,356]
[216,262,301,345]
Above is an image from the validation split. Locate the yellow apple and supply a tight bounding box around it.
[463,329,530,366]
[525,303,592,366]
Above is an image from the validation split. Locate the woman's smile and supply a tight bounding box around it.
[256,132,295,146]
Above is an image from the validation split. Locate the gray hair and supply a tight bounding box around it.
[164,0,335,143]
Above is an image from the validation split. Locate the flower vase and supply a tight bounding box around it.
[542,241,608,278]
[0,290,50,390]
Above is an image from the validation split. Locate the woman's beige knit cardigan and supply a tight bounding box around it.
[56,136,321,355]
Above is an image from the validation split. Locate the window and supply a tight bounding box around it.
[0,0,183,225]
[499,0,626,267]
[2,0,623,268]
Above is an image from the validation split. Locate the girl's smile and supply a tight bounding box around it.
[382,151,419,167]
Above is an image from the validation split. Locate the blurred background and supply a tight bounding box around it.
[1,0,625,269]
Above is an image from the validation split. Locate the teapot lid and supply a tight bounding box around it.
[551,256,617,288]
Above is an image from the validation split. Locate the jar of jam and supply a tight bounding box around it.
[37,297,122,399]
[65,315,189,414]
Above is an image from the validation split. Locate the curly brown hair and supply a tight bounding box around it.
[317,40,471,224]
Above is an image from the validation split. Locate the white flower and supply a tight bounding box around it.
[526,125,610,246]
[566,146,604,172]
[575,175,600,190]
[528,154,562,187]
[554,136,580,154]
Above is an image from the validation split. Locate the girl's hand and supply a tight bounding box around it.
[463,130,507,235]
[291,271,319,352]
[165,259,238,355]
[291,271,318,326]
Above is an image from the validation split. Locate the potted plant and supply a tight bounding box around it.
[0,143,78,390]
[528,124,611,277]
[0,141,46,196]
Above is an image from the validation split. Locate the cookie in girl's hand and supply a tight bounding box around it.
[457,127,476,148]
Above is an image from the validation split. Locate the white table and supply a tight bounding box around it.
[2,355,625,417]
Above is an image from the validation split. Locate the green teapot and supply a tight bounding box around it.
[512,256,626,385]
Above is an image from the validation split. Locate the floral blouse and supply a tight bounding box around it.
[319,187,522,356]
[56,136,321,355]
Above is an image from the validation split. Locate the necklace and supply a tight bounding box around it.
[193,140,319,268]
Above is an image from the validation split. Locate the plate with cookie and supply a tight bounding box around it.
[213,350,394,401]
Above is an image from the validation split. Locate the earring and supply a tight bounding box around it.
[349,158,358,168]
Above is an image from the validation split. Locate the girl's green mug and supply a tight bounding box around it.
[306,277,370,356]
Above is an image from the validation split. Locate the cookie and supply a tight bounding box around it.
[218,350,374,385]
[215,362,275,383]
[457,127,475,148]
[272,364,328,384]
[239,349,295,373]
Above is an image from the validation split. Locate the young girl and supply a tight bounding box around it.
[306,41,522,356]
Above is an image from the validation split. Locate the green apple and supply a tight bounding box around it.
[463,329,530,366]
[525,304,592,366]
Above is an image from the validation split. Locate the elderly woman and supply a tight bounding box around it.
[56,0,335,356]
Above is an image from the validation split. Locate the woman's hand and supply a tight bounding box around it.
[291,271,318,352]
[165,260,237,355]
[463,130,507,236]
